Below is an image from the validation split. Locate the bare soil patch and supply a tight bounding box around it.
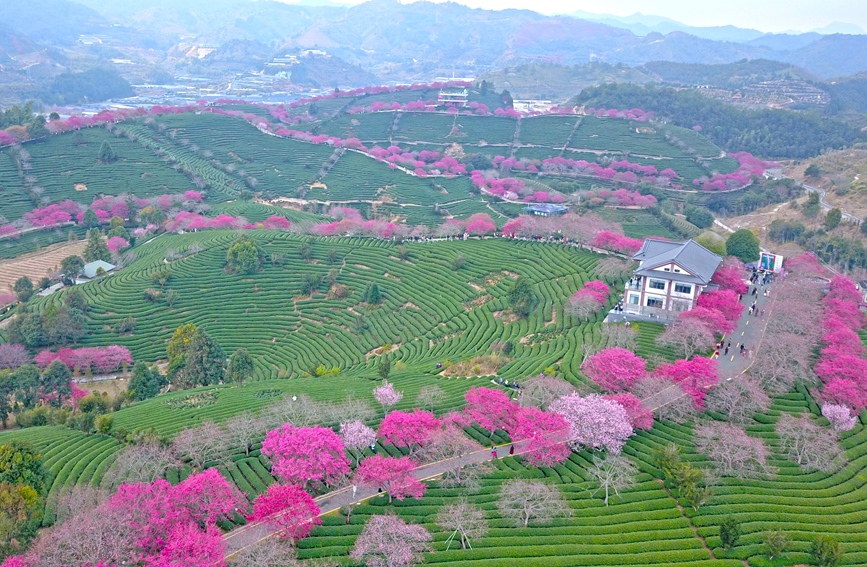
[365,343,401,361]
[78,377,129,399]
[440,355,508,377]
[462,294,492,310]
[492,310,519,324]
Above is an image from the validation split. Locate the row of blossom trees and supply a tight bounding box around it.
[813,274,867,425]
[583,347,719,412]
[34,345,132,374]
[691,151,778,192]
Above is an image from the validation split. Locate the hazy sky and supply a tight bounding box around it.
[302,0,867,33]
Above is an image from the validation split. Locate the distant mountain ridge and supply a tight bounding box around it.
[2,0,867,103]
[563,10,767,43]
[563,10,864,43]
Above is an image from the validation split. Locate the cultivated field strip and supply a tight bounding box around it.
[0,239,86,291]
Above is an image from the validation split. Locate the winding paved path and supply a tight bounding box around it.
[762,171,860,224]
[222,440,531,559]
[716,277,775,381]
[641,271,776,412]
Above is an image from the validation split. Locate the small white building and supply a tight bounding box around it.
[624,238,722,318]
[437,88,469,106]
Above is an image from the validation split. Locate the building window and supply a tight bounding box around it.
[674,283,692,294]
[647,297,664,308]
[674,268,681,273]
[649,279,666,290]
[663,268,670,272]
[628,294,639,305]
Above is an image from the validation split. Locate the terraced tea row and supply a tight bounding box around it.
[298,450,738,567]
[0,426,123,521]
[34,233,616,384]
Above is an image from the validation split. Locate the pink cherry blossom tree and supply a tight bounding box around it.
[377,409,441,449]
[261,425,351,490]
[815,355,867,385]
[711,261,748,295]
[653,357,719,407]
[550,393,634,453]
[350,513,432,567]
[821,404,857,432]
[34,345,132,373]
[106,236,130,254]
[104,468,244,563]
[512,406,571,466]
[153,523,224,567]
[696,290,743,323]
[354,455,426,503]
[591,231,643,254]
[0,343,30,370]
[373,380,403,413]
[605,393,654,430]
[340,420,377,451]
[820,378,867,411]
[567,280,610,321]
[582,348,647,392]
[249,484,322,543]
[463,386,519,436]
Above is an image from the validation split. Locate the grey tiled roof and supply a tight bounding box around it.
[82,260,116,279]
[632,238,722,284]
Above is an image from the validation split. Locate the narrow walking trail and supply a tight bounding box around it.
[222,440,530,559]
[655,479,718,561]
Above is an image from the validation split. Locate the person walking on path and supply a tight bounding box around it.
[491,446,498,459]
[352,485,357,499]
[724,346,729,355]
[509,444,515,456]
